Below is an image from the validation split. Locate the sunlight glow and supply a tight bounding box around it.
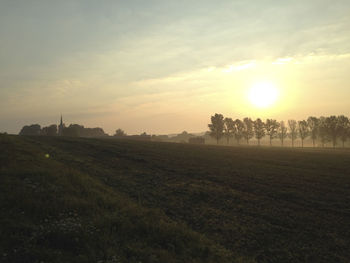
[248,82,279,108]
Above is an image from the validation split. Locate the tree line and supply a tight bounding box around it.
[19,124,107,137]
[208,114,350,148]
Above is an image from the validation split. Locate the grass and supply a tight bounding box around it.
[0,134,349,262]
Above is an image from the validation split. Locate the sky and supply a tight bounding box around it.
[1,0,350,135]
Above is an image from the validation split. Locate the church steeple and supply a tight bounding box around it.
[58,114,64,136]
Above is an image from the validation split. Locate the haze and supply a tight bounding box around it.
[1,0,350,135]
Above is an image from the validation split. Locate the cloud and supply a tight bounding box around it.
[223,61,257,72]
[272,58,293,65]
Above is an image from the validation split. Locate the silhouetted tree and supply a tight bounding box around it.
[242,117,254,145]
[223,118,234,144]
[288,120,298,147]
[337,115,350,148]
[307,117,319,147]
[174,131,194,143]
[265,119,279,146]
[234,119,244,145]
[114,128,127,137]
[253,118,265,146]
[208,113,224,144]
[140,132,149,137]
[19,124,41,136]
[83,127,107,137]
[298,120,309,148]
[41,124,58,136]
[62,124,83,137]
[318,117,331,147]
[325,116,339,148]
[278,121,288,146]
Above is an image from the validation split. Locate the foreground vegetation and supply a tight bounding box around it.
[1,134,350,262]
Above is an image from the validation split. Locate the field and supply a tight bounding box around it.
[1,134,350,263]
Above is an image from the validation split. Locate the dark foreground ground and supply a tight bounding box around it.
[0,135,349,263]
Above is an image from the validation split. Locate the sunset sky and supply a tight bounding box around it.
[1,1,350,135]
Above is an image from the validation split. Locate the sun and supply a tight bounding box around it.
[248,82,279,108]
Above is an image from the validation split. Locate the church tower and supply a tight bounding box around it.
[58,115,65,136]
